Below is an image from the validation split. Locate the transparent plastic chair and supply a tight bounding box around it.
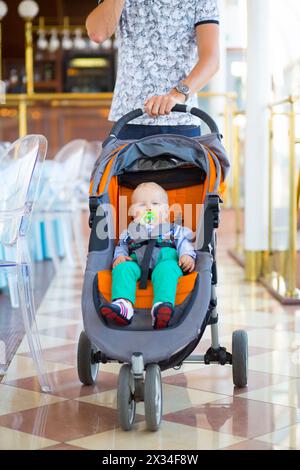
[0,135,51,393]
[82,140,102,182]
[78,141,102,207]
[0,142,11,156]
[35,139,88,271]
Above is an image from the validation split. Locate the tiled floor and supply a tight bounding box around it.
[0,229,300,449]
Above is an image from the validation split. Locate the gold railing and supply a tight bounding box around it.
[231,96,300,302]
[2,93,113,137]
[265,96,300,300]
[231,109,245,254]
[2,91,236,140]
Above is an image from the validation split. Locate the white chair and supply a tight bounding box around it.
[0,135,51,392]
[0,142,11,154]
[76,140,102,215]
[83,140,102,174]
[35,139,88,271]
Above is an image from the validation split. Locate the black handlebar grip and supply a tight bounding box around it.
[172,104,219,133]
[110,109,144,139]
[108,104,219,140]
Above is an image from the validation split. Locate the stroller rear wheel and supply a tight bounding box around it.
[77,331,99,385]
[117,364,136,431]
[232,330,248,387]
[144,364,162,431]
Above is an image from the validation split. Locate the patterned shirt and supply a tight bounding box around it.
[98,0,219,125]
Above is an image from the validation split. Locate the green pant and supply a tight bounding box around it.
[112,248,183,306]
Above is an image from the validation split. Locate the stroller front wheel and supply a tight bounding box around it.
[77,331,99,385]
[144,364,162,432]
[232,330,248,387]
[117,364,136,431]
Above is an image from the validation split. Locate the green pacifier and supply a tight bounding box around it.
[141,210,156,225]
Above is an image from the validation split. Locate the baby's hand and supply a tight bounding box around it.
[113,256,132,268]
[179,255,195,273]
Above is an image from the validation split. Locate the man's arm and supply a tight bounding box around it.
[183,23,220,94]
[145,23,220,117]
[86,0,125,44]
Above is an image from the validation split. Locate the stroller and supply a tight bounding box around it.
[78,105,248,431]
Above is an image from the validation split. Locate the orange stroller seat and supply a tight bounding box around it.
[97,270,198,309]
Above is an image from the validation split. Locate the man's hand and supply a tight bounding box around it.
[113,255,132,268]
[179,255,195,273]
[144,89,185,117]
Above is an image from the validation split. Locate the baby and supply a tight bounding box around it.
[99,182,196,329]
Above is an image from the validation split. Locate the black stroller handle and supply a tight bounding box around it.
[109,104,220,138]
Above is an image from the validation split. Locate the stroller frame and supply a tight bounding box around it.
[78,105,248,432]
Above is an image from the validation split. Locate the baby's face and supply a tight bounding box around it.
[130,186,169,225]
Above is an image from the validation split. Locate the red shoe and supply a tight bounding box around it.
[99,300,133,326]
[152,302,174,330]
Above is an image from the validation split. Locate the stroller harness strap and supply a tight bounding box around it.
[127,234,176,290]
[127,236,176,254]
[139,239,157,289]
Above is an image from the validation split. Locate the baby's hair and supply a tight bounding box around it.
[132,182,168,203]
